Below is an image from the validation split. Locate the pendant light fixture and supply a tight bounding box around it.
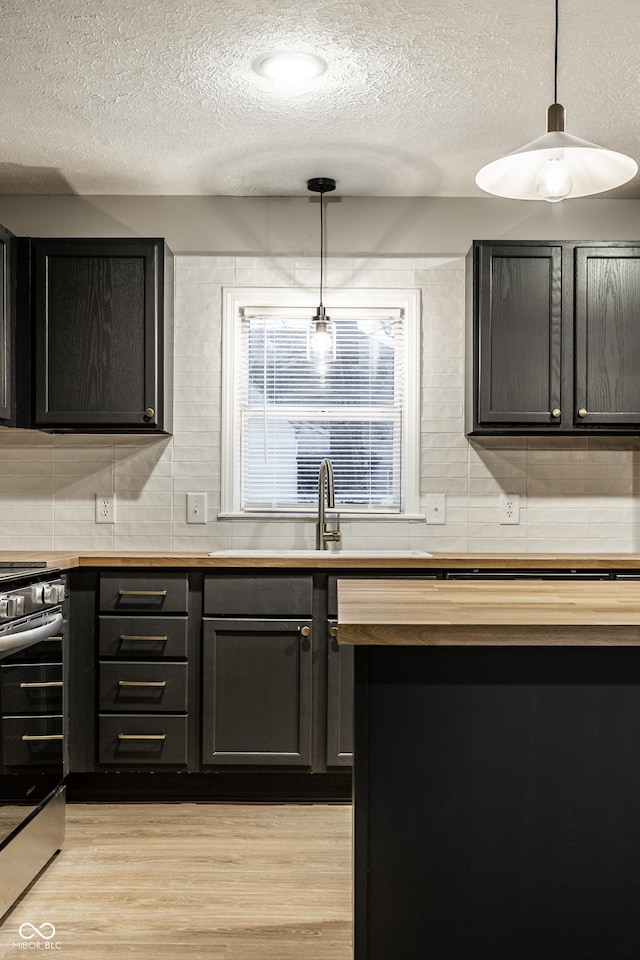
[475,0,637,201]
[307,177,336,358]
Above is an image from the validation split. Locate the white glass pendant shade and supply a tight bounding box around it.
[476,128,638,201]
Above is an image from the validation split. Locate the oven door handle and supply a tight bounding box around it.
[0,613,64,659]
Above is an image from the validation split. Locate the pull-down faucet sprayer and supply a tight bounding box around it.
[316,458,341,551]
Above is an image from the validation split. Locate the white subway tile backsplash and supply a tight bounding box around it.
[0,253,638,554]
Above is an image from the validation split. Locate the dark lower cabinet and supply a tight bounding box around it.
[468,240,640,435]
[202,618,313,766]
[326,620,353,767]
[30,238,171,432]
[354,644,640,960]
[96,572,190,769]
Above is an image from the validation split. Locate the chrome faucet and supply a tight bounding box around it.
[316,458,341,550]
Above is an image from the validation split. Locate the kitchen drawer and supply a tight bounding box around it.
[1,663,63,714]
[98,661,188,712]
[98,616,188,659]
[99,573,189,614]
[98,714,188,765]
[204,575,313,617]
[2,715,63,765]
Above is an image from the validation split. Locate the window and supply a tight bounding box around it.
[221,288,420,516]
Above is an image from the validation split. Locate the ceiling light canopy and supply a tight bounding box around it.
[254,52,327,83]
[475,0,637,201]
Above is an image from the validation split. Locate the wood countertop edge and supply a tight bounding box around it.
[337,624,640,646]
[4,550,640,571]
[336,579,640,645]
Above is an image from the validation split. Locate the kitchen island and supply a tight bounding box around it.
[338,578,640,960]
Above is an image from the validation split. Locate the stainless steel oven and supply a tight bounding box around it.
[0,565,67,920]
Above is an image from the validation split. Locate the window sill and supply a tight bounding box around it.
[218,512,426,521]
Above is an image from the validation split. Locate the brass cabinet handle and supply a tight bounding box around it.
[118,680,167,687]
[118,733,167,741]
[577,407,588,418]
[144,407,155,419]
[119,634,168,642]
[118,589,168,597]
[19,681,63,689]
[299,626,311,637]
[45,636,63,642]
[551,408,561,418]
[330,626,339,637]
[22,734,63,742]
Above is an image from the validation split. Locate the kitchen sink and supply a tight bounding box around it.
[208,549,433,558]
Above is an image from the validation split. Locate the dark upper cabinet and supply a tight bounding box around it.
[0,223,16,425]
[467,240,640,435]
[574,246,640,427]
[30,238,172,432]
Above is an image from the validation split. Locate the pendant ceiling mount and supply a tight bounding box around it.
[475,0,637,201]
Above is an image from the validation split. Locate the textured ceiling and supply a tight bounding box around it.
[1,0,639,197]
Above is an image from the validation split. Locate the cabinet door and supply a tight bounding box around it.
[473,243,563,429]
[0,223,15,424]
[32,238,164,430]
[326,620,353,767]
[202,618,313,766]
[574,246,640,427]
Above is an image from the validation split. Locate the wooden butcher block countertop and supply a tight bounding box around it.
[336,578,640,646]
[4,550,640,572]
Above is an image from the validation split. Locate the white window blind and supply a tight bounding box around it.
[238,307,405,512]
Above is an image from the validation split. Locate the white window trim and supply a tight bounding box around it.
[220,286,421,518]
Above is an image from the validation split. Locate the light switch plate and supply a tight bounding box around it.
[425,494,446,524]
[186,492,207,524]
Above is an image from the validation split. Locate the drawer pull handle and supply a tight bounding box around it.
[118,590,168,597]
[118,680,167,687]
[19,681,63,689]
[45,636,63,642]
[119,635,168,642]
[118,733,167,741]
[21,734,63,742]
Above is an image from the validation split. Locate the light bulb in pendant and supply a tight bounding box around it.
[310,327,333,356]
[535,156,573,202]
[309,310,333,358]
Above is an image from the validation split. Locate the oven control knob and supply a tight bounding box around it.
[32,584,45,604]
[42,583,65,604]
[1,595,25,617]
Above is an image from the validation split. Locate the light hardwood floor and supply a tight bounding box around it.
[0,802,353,959]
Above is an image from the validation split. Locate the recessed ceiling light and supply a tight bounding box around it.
[254,52,327,83]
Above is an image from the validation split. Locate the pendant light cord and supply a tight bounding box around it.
[553,0,559,103]
[319,190,324,308]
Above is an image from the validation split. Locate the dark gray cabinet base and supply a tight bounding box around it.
[354,645,640,960]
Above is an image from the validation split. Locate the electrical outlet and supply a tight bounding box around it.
[425,494,446,525]
[95,494,115,524]
[186,492,207,524]
[500,493,520,525]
